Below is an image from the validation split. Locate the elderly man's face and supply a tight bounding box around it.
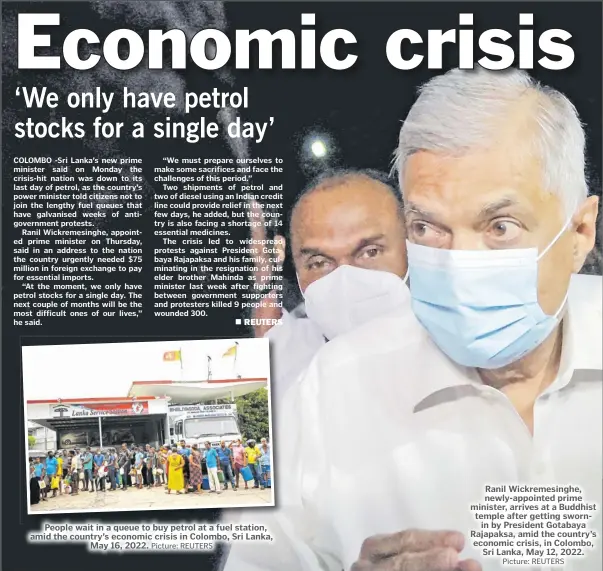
[292,177,408,292]
[403,146,598,315]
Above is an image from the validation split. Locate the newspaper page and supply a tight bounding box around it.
[2,2,601,571]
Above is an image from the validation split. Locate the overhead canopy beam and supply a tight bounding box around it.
[30,414,167,432]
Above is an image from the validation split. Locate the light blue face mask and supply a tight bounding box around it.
[406,216,573,370]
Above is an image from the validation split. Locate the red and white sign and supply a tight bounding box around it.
[51,402,149,418]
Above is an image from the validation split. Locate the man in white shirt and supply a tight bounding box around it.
[69,450,81,495]
[262,169,409,399]
[224,68,601,571]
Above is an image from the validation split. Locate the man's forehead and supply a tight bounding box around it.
[403,150,556,212]
[293,188,400,248]
[293,179,398,227]
[405,148,539,185]
[406,190,526,217]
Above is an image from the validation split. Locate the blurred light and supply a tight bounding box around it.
[310,139,327,158]
[299,131,336,171]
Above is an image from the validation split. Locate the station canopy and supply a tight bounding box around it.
[127,378,268,404]
[35,413,167,433]
[27,397,169,432]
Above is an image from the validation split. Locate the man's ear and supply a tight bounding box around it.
[274,234,286,266]
[572,195,599,273]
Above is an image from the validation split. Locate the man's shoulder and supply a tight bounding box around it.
[568,273,602,370]
[310,307,431,373]
[278,307,450,417]
[265,309,325,350]
[569,273,602,310]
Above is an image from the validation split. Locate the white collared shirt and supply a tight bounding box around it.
[225,274,602,571]
[70,455,81,471]
[264,304,326,401]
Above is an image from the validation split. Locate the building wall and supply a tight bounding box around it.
[28,422,56,452]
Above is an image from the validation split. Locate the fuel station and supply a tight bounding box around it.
[26,396,170,450]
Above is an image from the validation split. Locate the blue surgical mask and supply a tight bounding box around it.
[406,217,572,370]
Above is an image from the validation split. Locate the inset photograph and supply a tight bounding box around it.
[23,338,273,514]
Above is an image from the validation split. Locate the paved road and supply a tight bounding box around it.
[30,485,273,513]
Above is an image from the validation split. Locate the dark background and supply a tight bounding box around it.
[2,2,601,571]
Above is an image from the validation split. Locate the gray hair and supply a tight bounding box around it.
[393,68,587,216]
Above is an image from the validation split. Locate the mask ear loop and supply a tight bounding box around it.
[537,208,576,261]
[295,272,304,300]
[537,206,575,318]
[402,268,409,285]
[553,290,570,320]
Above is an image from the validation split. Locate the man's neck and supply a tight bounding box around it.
[477,324,564,432]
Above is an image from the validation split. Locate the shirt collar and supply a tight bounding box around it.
[291,302,308,319]
[410,273,602,409]
[561,273,602,372]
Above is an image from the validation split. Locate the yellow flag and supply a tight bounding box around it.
[222,345,237,359]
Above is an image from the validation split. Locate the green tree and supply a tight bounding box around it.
[28,434,36,448]
[234,388,269,442]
